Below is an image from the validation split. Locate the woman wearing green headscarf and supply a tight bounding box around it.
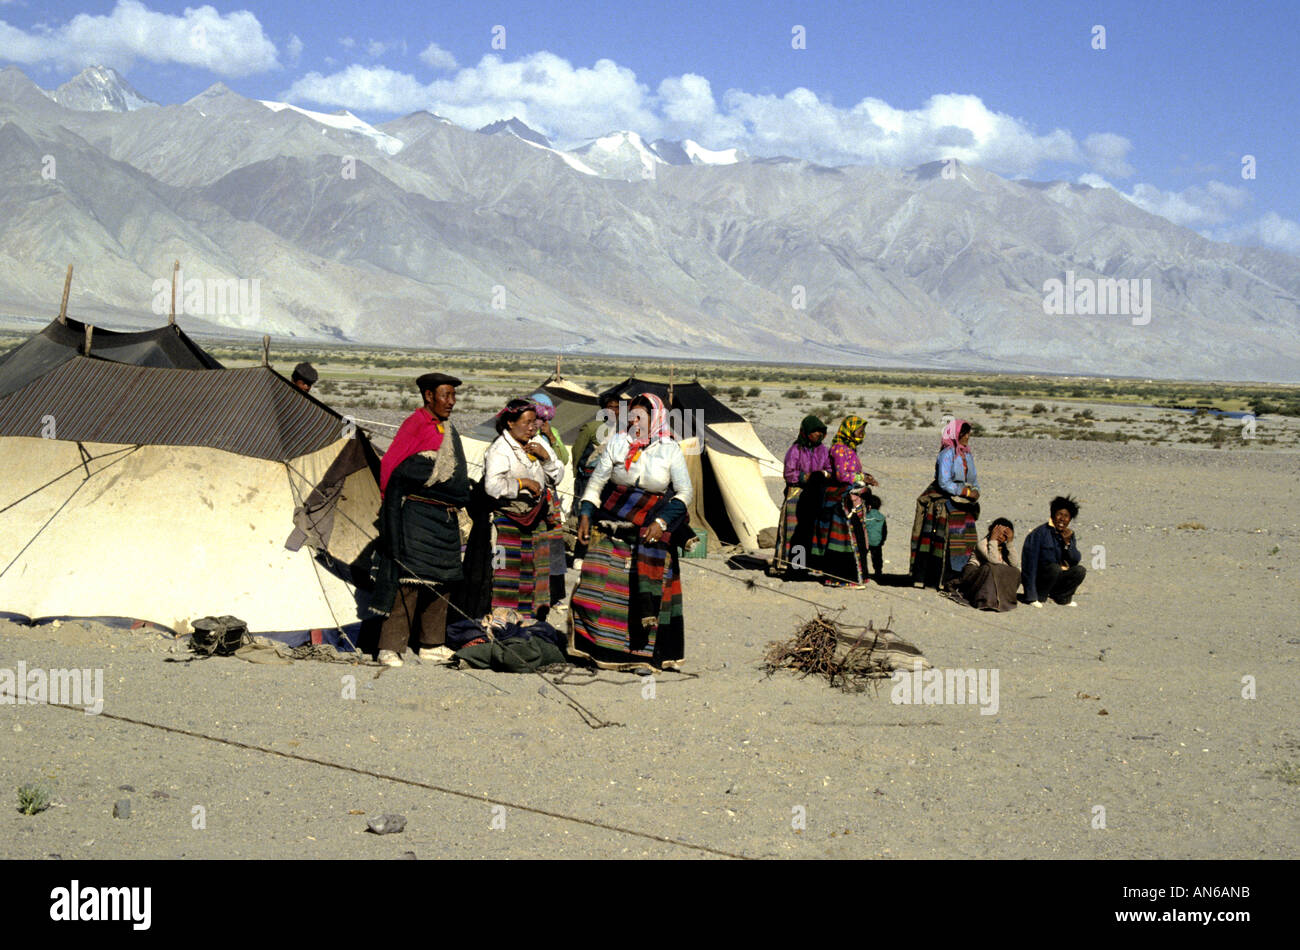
[808,416,878,587]
[770,415,831,577]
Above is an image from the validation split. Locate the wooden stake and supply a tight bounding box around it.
[58,264,73,324]
[84,324,94,356]
[555,352,562,379]
[261,334,270,366]
[668,365,675,406]
[169,260,179,325]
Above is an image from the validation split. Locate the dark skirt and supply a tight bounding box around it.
[773,482,823,574]
[910,483,979,588]
[953,561,1021,611]
[809,484,868,585]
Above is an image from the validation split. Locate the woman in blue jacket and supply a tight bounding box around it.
[910,418,980,589]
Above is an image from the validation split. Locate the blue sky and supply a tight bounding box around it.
[4,0,1299,254]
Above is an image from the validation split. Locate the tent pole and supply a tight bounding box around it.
[169,260,179,325]
[261,334,270,366]
[668,365,675,405]
[58,264,73,324]
[83,324,94,356]
[555,351,561,380]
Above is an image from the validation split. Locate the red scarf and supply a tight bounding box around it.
[380,407,445,495]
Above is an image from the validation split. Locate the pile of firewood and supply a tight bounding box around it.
[763,613,929,693]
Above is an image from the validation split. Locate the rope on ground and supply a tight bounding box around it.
[3,693,748,860]
[280,459,622,730]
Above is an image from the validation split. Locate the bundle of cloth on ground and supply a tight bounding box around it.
[444,609,568,672]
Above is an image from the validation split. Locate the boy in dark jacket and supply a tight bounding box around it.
[1020,495,1086,607]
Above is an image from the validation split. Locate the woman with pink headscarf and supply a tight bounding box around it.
[910,418,981,589]
[571,392,694,671]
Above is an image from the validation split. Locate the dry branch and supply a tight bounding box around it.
[763,612,929,693]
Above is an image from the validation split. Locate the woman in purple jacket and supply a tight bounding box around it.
[770,415,830,577]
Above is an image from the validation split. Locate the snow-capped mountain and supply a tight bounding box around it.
[650,138,743,166]
[478,117,552,148]
[569,130,666,180]
[259,100,404,155]
[476,116,599,176]
[47,65,156,112]
[2,65,1298,380]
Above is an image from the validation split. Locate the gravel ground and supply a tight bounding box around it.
[2,405,1297,859]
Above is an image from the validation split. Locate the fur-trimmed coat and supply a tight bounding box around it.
[370,425,470,616]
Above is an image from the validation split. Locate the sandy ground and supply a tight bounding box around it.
[2,411,1298,859]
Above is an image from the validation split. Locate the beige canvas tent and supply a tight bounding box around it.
[600,378,780,552]
[0,334,380,638]
[461,375,781,552]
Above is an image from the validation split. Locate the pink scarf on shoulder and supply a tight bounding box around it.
[380,408,445,495]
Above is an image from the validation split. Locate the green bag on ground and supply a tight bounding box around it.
[454,636,567,672]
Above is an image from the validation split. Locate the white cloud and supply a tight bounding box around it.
[1209,212,1300,257]
[428,53,658,140]
[419,42,457,71]
[1077,172,1115,190]
[339,37,355,49]
[1082,132,1134,178]
[0,0,279,76]
[283,64,434,114]
[1074,175,1298,256]
[281,52,1104,176]
[283,52,658,139]
[1125,180,1250,228]
[286,34,303,68]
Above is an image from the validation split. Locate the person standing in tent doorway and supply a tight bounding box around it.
[370,373,471,667]
[572,390,626,502]
[571,393,693,671]
[481,398,566,620]
[291,362,318,393]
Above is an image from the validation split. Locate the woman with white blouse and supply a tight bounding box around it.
[570,393,694,670]
[483,398,565,619]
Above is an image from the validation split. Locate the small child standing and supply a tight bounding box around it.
[861,492,887,580]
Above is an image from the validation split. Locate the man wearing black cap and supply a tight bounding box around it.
[371,372,471,667]
[291,362,318,393]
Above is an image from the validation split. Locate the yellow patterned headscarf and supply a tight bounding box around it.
[832,415,867,449]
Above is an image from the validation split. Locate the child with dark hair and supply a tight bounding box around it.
[952,517,1020,611]
[861,491,887,580]
[1020,495,1086,607]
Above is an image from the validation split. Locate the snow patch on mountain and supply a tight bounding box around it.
[570,131,666,180]
[682,140,739,165]
[259,100,404,155]
[478,117,552,148]
[49,66,156,112]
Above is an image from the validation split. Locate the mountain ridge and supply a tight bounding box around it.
[0,66,1295,381]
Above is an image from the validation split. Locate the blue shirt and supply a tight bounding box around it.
[935,447,978,496]
[1020,521,1082,602]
